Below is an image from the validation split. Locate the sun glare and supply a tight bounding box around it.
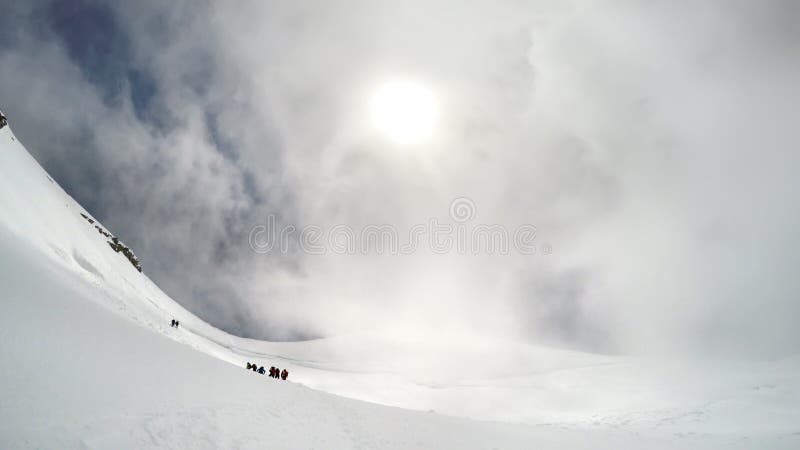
[369,80,438,145]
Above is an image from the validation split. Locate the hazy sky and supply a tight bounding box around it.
[1,0,798,357]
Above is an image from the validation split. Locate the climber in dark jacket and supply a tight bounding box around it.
[258,366,266,375]
[281,369,288,380]
[246,362,252,370]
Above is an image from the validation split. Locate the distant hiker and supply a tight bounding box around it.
[268,366,275,377]
[251,364,257,372]
[281,369,288,380]
[175,320,180,328]
[258,366,266,375]
[171,319,176,327]
[246,362,252,370]
[0,110,7,130]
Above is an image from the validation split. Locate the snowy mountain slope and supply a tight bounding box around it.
[2,122,799,449]
[0,123,663,449]
[3,225,617,449]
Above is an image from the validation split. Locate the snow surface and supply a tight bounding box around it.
[1,123,799,449]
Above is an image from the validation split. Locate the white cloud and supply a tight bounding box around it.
[1,0,798,356]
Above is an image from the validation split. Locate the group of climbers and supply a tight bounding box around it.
[246,362,288,380]
[164,317,289,381]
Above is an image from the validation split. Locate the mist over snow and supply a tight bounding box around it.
[2,1,800,448]
[1,0,799,358]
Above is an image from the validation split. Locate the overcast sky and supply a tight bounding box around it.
[1,0,798,357]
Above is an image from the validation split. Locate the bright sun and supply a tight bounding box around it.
[370,80,438,145]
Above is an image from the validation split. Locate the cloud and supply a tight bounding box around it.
[1,0,798,356]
